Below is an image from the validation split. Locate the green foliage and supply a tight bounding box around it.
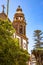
[32,30,43,65]
[34,30,43,48]
[0,19,30,65]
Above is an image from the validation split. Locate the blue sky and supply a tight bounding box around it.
[0,0,43,53]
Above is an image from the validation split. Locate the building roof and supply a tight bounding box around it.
[0,12,11,22]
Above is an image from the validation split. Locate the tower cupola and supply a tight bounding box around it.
[13,6,25,21]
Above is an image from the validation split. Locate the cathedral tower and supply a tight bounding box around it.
[13,6,28,50]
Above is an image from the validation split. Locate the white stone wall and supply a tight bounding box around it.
[13,33,27,50]
[30,54,36,65]
[23,39,27,50]
[16,35,21,47]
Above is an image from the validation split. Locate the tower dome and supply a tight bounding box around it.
[16,5,23,14]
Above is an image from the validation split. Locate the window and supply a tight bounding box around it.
[19,25,23,34]
[18,17,20,20]
[14,23,18,31]
[24,43,26,48]
[24,26,25,35]
[21,17,23,20]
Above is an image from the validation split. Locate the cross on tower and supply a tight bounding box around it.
[2,5,5,13]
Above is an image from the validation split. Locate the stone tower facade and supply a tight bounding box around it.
[13,6,28,50]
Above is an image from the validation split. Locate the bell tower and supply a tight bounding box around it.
[13,6,28,50]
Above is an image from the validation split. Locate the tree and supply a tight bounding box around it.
[0,19,30,65]
[32,30,43,65]
[34,30,43,48]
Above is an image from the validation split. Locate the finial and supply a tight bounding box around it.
[16,5,22,11]
[18,5,20,8]
[2,5,5,13]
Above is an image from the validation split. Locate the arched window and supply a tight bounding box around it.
[19,25,23,34]
[24,26,25,35]
[18,17,20,20]
[24,43,26,48]
[14,23,18,31]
